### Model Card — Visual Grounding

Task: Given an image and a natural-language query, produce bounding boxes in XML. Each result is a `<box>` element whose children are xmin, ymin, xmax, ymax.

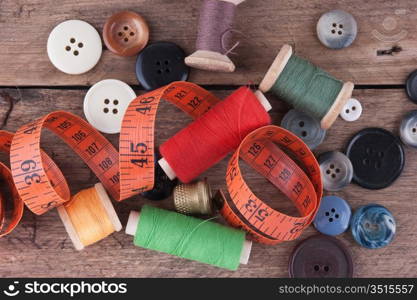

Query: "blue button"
<box><xmin>313</xmin><ymin>196</ymin><xmax>351</xmax><ymax>236</ymax></box>
<box><xmin>351</xmin><ymin>204</ymin><xmax>396</xmax><ymax>249</ymax></box>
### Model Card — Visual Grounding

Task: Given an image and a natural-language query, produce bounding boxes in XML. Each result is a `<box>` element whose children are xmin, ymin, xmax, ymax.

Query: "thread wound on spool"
<box><xmin>134</xmin><ymin>205</ymin><xmax>246</xmax><ymax>270</ymax></box>
<box><xmin>160</xmin><ymin>87</ymin><xmax>271</xmax><ymax>183</ymax></box>
<box><xmin>174</xmin><ymin>179</ymin><xmax>213</xmax><ymax>215</ymax></box>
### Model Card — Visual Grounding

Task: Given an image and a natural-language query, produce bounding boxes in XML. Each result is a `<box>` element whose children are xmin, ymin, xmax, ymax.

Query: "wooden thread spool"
<box><xmin>185</xmin><ymin>0</ymin><xmax>246</xmax><ymax>72</ymax></box>
<box><xmin>173</xmin><ymin>179</ymin><xmax>214</xmax><ymax>215</ymax></box>
<box><xmin>57</xmin><ymin>183</ymin><xmax>122</xmax><ymax>250</ymax></box>
<box><xmin>259</xmin><ymin>44</ymin><xmax>354</xmax><ymax>129</ymax></box>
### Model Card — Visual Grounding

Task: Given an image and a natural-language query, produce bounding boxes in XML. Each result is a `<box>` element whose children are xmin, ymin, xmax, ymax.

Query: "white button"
<box><xmin>340</xmin><ymin>98</ymin><xmax>362</xmax><ymax>122</ymax></box>
<box><xmin>84</xmin><ymin>79</ymin><xmax>136</xmax><ymax>134</ymax></box>
<box><xmin>47</xmin><ymin>20</ymin><xmax>102</xmax><ymax>75</ymax></box>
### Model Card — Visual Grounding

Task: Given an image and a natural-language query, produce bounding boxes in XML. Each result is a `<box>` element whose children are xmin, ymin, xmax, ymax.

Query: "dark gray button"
<box><xmin>400</xmin><ymin>110</ymin><xmax>417</xmax><ymax>148</ymax></box>
<box><xmin>281</xmin><ymin>109</ymin><xmax>326</xmax><ymax>150</ymax></box>
<box><xmin>318</xmin><ymin>151</ymin><xmax>353</xmax><ymax>191</ymax></box>
<box><xmin>317</xmin><ymin>10</ymin><xmax>357</xmax><ymax>49</ymax></box>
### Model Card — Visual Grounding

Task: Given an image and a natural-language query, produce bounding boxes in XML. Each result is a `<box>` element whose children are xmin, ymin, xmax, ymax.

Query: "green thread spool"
<box><xmin>125</xmin><ymin>205</ymin><xmax>252</xmax><ymax>270</ymax></box>
<box><xmin>259</xmin><ymin>44</ymin><xmax>354</xmax><ymax>129</ymax></box>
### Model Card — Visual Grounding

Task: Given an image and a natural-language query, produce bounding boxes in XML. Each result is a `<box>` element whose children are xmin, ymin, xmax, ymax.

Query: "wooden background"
<box><xmin>0</xmin><ymin>0</ymin><xmax>416</xmax><ymax>278</ymax></box>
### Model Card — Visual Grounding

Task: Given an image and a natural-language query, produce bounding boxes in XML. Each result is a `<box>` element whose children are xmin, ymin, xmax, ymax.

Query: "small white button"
<box><xmin>340</xmin><ymin>98</ymin><xmax>362</xmax><ymax>122</ymax></box>
<box><xmin>47</xmin><ymin>20</ymin><xmax>102</xmax><ymax>74</ymax></box>
<box><xmin>84</xmin><ymin>79</ymin><xmax>136</xmax><ymax>134</ymax></box>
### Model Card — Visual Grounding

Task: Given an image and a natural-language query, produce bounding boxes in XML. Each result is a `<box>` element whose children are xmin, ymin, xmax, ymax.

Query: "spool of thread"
<box><xmin>174</xmin><ymin>179</ymin><xmax>213</xmax><ymax>215</ymax></box>
<box><xmin>57</xmin><ymin>183</ymin><xmax>122</xmax><ymax>250</ymax></box>
<box><xmin>185</xmin><ymin>0</ymin><xmax>245</xmax><ymax>72</ymax></box>
<box><xmin>125</xmin><ymin>205</ymin><xmax>252</xmax><ymax>270</ymax></box>
<box><xmin>159</xmin><ymin>87</ymin><xmax>271</xmax><ymax>183</ymax></box>
<box><xmin>259</xmin><ymin>44</ymin><xmax>354</xmax><ymax>129</ymax></box>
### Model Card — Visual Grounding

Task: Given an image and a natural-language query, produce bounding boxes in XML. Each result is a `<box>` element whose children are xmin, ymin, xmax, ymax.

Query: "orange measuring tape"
<box><xmin>219</xmin><ymin>125</ymin><xmax>323</xmax><ymax>245</ymax></box>
<box><xmin>9</xmin><ymin>82</ymin><xmax>220</xmax><ymax>215</ymax></box>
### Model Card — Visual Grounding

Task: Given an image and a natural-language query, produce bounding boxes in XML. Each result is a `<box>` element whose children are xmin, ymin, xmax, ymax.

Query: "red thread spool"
<box><xmin>159</xmin><ymin>87</ymin><xmax>271</xmax><ymax>183</ymax></box>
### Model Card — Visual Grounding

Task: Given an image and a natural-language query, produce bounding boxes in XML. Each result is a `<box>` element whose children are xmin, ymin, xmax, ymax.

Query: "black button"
<box><xmin>141</xmin><ymin>150</ymin><xmax>178</xmax><ymax>200</ymax></box>
<box><xmin>345</xmin><ymin>128</ymin><xmax>405</xmax><ymax>190</ymax></box>
<box><xmin>289</xmin><ymin>235</ymin><xmax>353</xmax><ymax>278</ymax></box>
<box><xmin>135</xmin><ymin>42</ymin><xmax>189</xmax><ymax>90</ymax></box>
<box><xmin>406</xmin><ymin>70</ymin><xmax>417</xmax><ymax>104</ymax></box>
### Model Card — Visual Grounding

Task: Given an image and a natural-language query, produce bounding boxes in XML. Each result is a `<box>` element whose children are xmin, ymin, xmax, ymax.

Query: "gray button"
<box><xmin>318</xmin><ymin>151</ymin><xmax>353</xmax><ymax>191</ymax></box>
<box><xmin>281</xmin><ymin>109</ymin><xmax>326</xmax><ymax>150</ymax></box>
<box><xmin>400</xmin><ymin>110</ymin><xmax>417</xmax><ymax>148</ymax></box>
<box><xmin>317</xmin><ymin>10</ymin><xmax>357</xmax><ymax>49</ymax></box>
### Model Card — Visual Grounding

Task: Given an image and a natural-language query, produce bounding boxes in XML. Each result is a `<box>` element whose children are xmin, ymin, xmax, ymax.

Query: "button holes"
<box><xmin>345</xmin><ymin>109</ymin><xmax>350</xmax><ymax>114</ymax></box>
<box><xmin>338</xmin><ymin>31</ymin><xmax>343</xmax><ymax>35</ymax></box>
<box><xmin>113</xmin><ymin>108</ymin><xmax>118</xmax><ymax>114</ymax></box>
<box><xmin>375</xmin><ymin>161</ymin><xmax>382</xmax><ymax>169</ymax></box>
<box><xmin>378</xmin><ymin>152</ymin><xmax>384</xmax><ymax>158</ymax></box>
<box><xmin>78</xmin><ymin>42</ymin><xmax>83</xmax><ymax>48</ymax></box>
<box><xmin>157</xmin><ymin>69</ymin><xmax>162</xmax><ymax>74</ymax></box>
<box><xmin>298</xmin><ymin>121</ymin><xmax>305</xmax><ymax>127</ymax></box>
<box><xmin>331</xmin><ymin>208</ymin><xmax>335</xmax><ymax>213</ymax></box>
<box><xmin>73</xmin><ymin>50</ymin><xmax>79</xmax><ymax>56</ymax></box>
<box><xmin>113</xmin><ymin>99</ymin><xmax>119</xmax><ymax>105</ymax></box>
<box><xmin>124</xmin><ymin>38</ymin><xmax>129</xmax><ymax>42</ymax></box>
<box><xmin>314</xmin><ymin>265</ymin><xmax>320</xmax><ymax>272</ymax></box>
<box><xmin>70</xmin><ymin>38</ymin><xmax>76</xmax><ymax>43</ymax></box>
<box><xmin>103</xmin><ymin>108</ymin><xmax>109</xmax><ymax>113</ymax></box>
<box><xmin>389</xmin><ymin>219</ymin><xmax>394</xmax><ymax>224</ymax></box>
<box><xmin>165</xmin><ymin>68</ymin><xmax>171</xmax><ymax>73</ymax></box>
<box><xmin>118</xmin><ymin>32</ymin><xmax>123</xmax><ymax>37</ymax></box>
<box><xmin>156</xmin><ymin>61</ymin><xmax>161</xmax><ymax>66</ymax></box>
<box><xmin>301</xmin><ymin>131</ymin><xmax>307</xmax><ymax>137</ymax></box>
<box><xmin>352</xmin><ymin>106</ymin><xmax>356</xmax><ymax>111</ymax></box>
<box><xmin>326</xmin><ymin>169</ymin><xmax>331</xmax><ymax>174</ymax></box>
<box><xmin>335</xmin><ymin>214</ymin><xmax>339</xmax><ymax>219</ymax></box>
<box><xmin>363</xmin><ymin>158</ymin><xmax>370</xmax><ymax>165</ymax></box>
<box><xmin>331</xmin><ymin>174</ymin><xmax>336</xmax><ymax>179</ymax></box>
<box><xmin>104</xmin><ymin>99</ymin><xmax>110</xmax><ymax>104</ymax></box>
<box><xmin>413</xmin><ymin>128</ymin><xmax>417</xmax><ymax>134</ymax></box>
<box><xmin>124</xmin><ymin>26</ymin><xmax>129</xmax><ymax>31</ymax></box>
<box><xmin>325</xmin><ymin>212</ymin><xmax>330</xmax><ymax>216</ymax></box>
<box><xmin>331</xmin><ymin>29</ymin><xmax>336</xmax><ymax>34</ymax></box>
<box><xmin>324</xmin><ymin>266</ymin><xmax>329</xmax><ymax>272</ymax></box>
<box><xmin>339</xmin><ymin>24</ymin><xmax>343</xmax><ymax>29</ymax></box>
<box><xmin>335</xmin><ymin>168</ymin><xmax>340</xmax><ymax>173</ymax></box>
<box><xmin>65</xmin><ymin>46</ymin><xmax>71</xmax><ymax>51</ymax></box>
<box><xmin>330</xmin><ymin>164</ymin><xmax>335</xmax><ymax>169</ymax></box>
<box><xmin>332</xmin><ymin>23</ymin><xmax>337</xmax><ymax>27</ymax></box>
<box><xmin>329</xmin><ymin>218</ymin><xmax>333</xmax><ymax>222</ymax></box>
<box><xmin>130</xmin><ymin>31</ymin><xmax>135</xmax><ymax>36</ymax></box>
<box><xmin>164</xmin><ymin>60</ymin><xmax>169</xmax><ymax>65</ymax></box>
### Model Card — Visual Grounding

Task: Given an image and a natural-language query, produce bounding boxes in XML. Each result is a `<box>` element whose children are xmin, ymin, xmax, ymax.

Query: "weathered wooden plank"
<box><xmin>1</xmin><ymin>0</ymin><xmax>417</xmax><ymax>86</ymax></box>
<box><xmin>0</xmin><ymin>87</ymin><xmax>416</xmax><ymax>277</ymax></box>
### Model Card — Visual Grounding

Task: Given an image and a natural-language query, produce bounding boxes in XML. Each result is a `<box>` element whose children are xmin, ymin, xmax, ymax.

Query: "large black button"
<box><xmin>141</xmin><ymin>150</ymin><xmax>178</xmax><ymax>200</ymax></box>
<box><xmin>406</xmin><ymin>70</ymin><xmax>417</xmax><ymax>104</ymax></box>
<box><xmin>345</xmin><ymin>128</ymin><xmax>405</xmax><ymax>190</ymax></box>
<box><xmin>135</xmin><ymin>42</ymin><xmax>189</xmax><ymax>90</ymax></box>
<box><xmin>289</xmin><ymin>235</ymin><xmax>353</xmax><ymax>278</ymax></box>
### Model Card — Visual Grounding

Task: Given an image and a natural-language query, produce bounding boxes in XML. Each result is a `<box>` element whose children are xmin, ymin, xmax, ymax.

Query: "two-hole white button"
<box><xmin>340</xmin><ymin>98</ymin><xmax>362</xmax><ymax>122</ymax></box>
<box><xmin>84</xmin><ymin>79</ymin><xmax>136</xmax><ymax>134</ymax></box>
<box><xmin>47</xmin><ymin>20</ymin><xmax>102</xmax><ymax>75</ymax></box>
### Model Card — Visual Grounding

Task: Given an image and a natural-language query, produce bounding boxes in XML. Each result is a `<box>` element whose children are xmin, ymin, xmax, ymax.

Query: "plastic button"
<box><xmin>346</xmin><ymin>128</ymin><xmax>404</xmax><ymax>189</ymax></box>
<box><xmin>316</xmin><ymin>10</ymin><xmax>357</xmax><ymax>49</ymax></box>
<box><xmin>340</xmin><ymin>98</ymin><xmax>362</xmax><ymax>122</ymax></box>
<box><xmin>281</xmin><ymin>109</ymin><xmax>326</xmax><ymax>150</ymax></box>
<box><xmin>351</xmin><ymin>204</ymin><xmax>396</xmax><ymax>249</ymax></box>
<box><xmin>289</xmin><ymin>235</ymin><xmax>353</xmax><ymax>278</ymax></box>
<box><xmin>103</xmin><ymin>11</ymin><xmax>149</xmax><ymax>57</ymax></box>
<box><xmin>313</xmin><ymin>196</ymin><xmax>351</xmax><ymax>236</ymax></box>
<box><xmin>84</xmin><ymin>79</ymin><xmax>136</xmax><ymax>134</ymax></box>
<box><xmin>136</xmin><ymin>42</ymin><xmax>189</xmax><ymax>90</ymax></box>
<box><xmin>318</xmin><ymin>151</ymin><xmax>353</xmax><ymax>191</ymax></box>
<box><xmin>141</xmin><ymin>150</ymin><xmax>178</xmax><ymax>201</ymax></box>
<box><xmin>47</xmin><ymin>20</ymin><xmax>102</xmax><ymax>74</ymax></box>
<box><xmin>400</xmin><ymin>110</ymin><xmax>417</xmax><ymax>148</ymax></box>
<box><xmin>406</xmin><ymin>70</ymin><xmax>417</xmax><ymax>104</ymax></box>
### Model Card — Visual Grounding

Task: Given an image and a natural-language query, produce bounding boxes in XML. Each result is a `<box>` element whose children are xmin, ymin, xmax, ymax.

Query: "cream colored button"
<box><xmin>84</xmin><ymin>79</ymin><xmax>136</xmax><ymax>134</ymax></box>
<box><xmin>47</xmin><ymin>20</ymin><xmax>102</xmax><ymax>74</ymax></box>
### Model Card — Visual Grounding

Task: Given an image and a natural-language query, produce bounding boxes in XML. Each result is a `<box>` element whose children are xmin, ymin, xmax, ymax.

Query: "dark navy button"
<box><xmin>400</xmin><ymin>110</ymin><xmax>417</xmax><ymax>148</ymax></box>
<box><xmin>318</xmin><ymin>151</ymin><xmax>353</xmax><ymax>191</ymax></box>
<box><xmin>351</xmin><ymin>204</ymin><xmax>396</xmax><ymax>249</ymax></box>
<box><xmin>313</xmin><ymin>196</ymin><xmax>351</xmax><ymax>236</ymax></box>
<box><xmin>289</xmin><ymin>235</ymin><xmax>353</xmax><ymax>278</ymax></box>
<box><xmin>141</xmin><ymin>150</ymin><xmax>178</xmax><ymax>200</ymax></box>
<box><xmin>406</xmin><ymin>70</ymin><xmax>417</xmax><ymax>104</ymax></box>
<box><xmin>346</xmin><ymin>128</ymin><xmax>404</xmax><ymax>190</ymax></box>
<box><xmin>281</xmin><ymin>109</ymin><xmax>326</xmax><ymax>150</ymax></box>
<box><xmin>136</xmin><ymin>42</ymin><xmax>189</xmax><ymax>90</ymax></box>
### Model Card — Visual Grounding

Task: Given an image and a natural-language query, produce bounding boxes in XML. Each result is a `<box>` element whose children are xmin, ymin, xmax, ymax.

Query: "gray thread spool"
<box><xmin>185</xmin><ymin>0</ymin><xmax>245</xmax><ymax>72</ymax></box>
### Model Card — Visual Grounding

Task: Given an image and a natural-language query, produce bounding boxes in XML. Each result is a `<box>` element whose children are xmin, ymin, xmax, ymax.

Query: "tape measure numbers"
<box><xmin>219</xmin><ymin>125</ymin><xmax>323</xmax><ymax>245</ymax></box>
<box><xmin>9</xmin><ymin>82</ymin><xmax>220</xmax><ymax>215</ymax></box>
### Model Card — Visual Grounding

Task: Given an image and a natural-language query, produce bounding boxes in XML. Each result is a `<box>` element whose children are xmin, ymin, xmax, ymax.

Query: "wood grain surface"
<box><xmin>0</xmin><ymin>0</ymin><xmax>417</xmax><ymax>86</ymax></box>
<box><xmin>0</xmin><ymin>87</ymin><xmax>416</xmax><ymax>277</ymax></box>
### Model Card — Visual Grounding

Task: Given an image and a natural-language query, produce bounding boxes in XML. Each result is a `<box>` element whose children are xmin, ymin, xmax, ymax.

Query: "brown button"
<box><xmin>103</xmin><ymin>11</ymin><xmax>149</xmax><ymax>57</ymax></box>
<box><xmin>289</xmin><ymin>235</ymin><xmax>353</xmax><ymax>278</ymax></box>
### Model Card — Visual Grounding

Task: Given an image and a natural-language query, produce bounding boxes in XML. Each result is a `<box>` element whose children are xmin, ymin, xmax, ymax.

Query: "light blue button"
<box><xmin>313</xmin><ymin>196</ymin><xmax>351</xmax><ymax>236</ymax></box>
<box><xmin>351</xmin><ymin>204</ymin><xmax>396</xmax><ymax>249</ymax></box>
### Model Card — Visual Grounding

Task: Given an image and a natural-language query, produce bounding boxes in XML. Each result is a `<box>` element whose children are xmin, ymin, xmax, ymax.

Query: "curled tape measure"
<box><xmin>219</xmin><ymin>125</ymin><xmax>323</xmax><ymax>245</ymax></box>
<box><xmin>9</xmin><ymin>82</ymin><xmax>220</xmax><ymax>215</ymax></box>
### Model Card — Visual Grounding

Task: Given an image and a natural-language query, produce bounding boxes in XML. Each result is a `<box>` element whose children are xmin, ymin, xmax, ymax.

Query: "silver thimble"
<box><xmin>173</xmin><ymin>179</ymin><xmax>213</xmax><ymax>215</ymax></box>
